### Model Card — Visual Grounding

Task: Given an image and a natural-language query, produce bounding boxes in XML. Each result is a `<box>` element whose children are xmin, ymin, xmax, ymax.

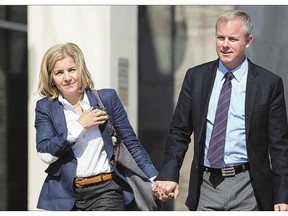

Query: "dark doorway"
<box><xmin>0</xmin><ymin>5</ymin><xmax>27</xmax><ymax>210</ymax></box>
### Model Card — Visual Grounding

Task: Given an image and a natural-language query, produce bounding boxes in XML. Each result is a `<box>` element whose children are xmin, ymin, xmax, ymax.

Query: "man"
<box><xmin>152</xmin><ymin>9</ymin><xmax>288</xmax><ymax>211</ymax></box>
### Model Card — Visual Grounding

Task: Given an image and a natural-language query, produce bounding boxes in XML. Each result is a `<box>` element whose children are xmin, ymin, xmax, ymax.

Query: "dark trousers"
<box><xmin>72</xmin><ymin>176</ymin><xmax>126</xmax><ymax>211</ymax></box>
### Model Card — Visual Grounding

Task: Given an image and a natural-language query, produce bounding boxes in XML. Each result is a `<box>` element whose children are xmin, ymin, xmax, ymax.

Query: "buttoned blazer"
<box><xmin>156</xmin><ymin>58</ymin><xmax>288</xmax><ymax>210</ymax></box>
<box><xmin>35</xmin><ymin>88</ymin><xmax>158</xmax><ymax>210</ymax></box>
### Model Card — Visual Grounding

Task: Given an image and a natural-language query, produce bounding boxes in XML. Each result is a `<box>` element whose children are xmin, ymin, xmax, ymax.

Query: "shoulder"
<box><xmin>89</xmin><ymin>88</ymin><xmax>119</xmax><ymax>105</ymax></box>
<box><xmin>182</xmin><ymin>59</ymin><xmax>218</xmax><ymax>83</ymax></box>
<box><xmin>36</xmin><ymin>97</ymin><xmax>53</xmax><ymax>107</ymax></box>
<box><xmin>248</xmin><ymin>59</ymin><xmax>281</xmax><ymax>81</ymax></box>
<box><xmin>186</xmin><ymin>59</ymin><xmax>218</xmax><ymax>75</ymax></box>
<box><xmin>97</xmin><ymin>88</ymin><xmax>118</xmax><ymax>98</ymax></box>
<box><xmin>35</xmin><ymin>97</ymin><xmax>60</xmax><ymax>111</ymax></box>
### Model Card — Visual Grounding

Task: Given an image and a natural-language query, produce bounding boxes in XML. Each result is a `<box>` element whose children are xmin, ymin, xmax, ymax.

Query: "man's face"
<box><xmin>216</xmin><ymin>18</ymin><xmax>253</xmax><ymax>70</ymax></box>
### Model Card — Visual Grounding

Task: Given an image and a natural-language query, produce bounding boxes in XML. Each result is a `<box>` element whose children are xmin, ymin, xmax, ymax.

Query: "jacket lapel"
<box><xmin>201</xmin><ymin>61</ymin><xmax>218</xmax><ymax>114</ymax></box>
<box><xmin>245</xmin><ymin>60</ymin><xmax>259</xmax><ymax>140</ymax></box>
<box><xmin>198</xmin><ymin>61</ymin><xmax>218</xmax><ymax>140</ymax></box>
<box><xmin>86</xmin><ymin>89</ymin><xmax>115</xmax><ymax>160</ymax></box>
<box><xmin>50</xmin><ymin>100</ymin><xmax>67</xmax><ymax>136</ymax></box>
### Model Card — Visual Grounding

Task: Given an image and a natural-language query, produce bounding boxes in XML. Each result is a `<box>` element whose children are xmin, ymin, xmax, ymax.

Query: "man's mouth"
<box><xmin>221</xmin><ymin>50</ymin><xmax>232</xmax><ymax>55</ymax></box>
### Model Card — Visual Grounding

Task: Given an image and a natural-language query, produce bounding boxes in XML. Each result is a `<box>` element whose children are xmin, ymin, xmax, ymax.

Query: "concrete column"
<box><xmin>27</xmin><ymin>6</ymin><xmax>137</xmax><ymax>210</ymax></box>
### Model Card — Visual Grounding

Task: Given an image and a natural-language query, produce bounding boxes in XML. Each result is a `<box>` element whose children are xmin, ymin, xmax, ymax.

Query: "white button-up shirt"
<box><xmin>205</xmin><ymin>58</ymin><xmax>249</xmax><ymax>167</ymax></box>
<box><xmin>59</xmin><ymin>92</ymin><xmax>113</xmax><ymax>177</ymax></box>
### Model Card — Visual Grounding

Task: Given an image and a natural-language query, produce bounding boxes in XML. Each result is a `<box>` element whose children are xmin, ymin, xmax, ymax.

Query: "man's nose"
<box><xmin>223</xmin><ymin>38</ymin><xmax>230</xmax><ymax>46</ymax></box>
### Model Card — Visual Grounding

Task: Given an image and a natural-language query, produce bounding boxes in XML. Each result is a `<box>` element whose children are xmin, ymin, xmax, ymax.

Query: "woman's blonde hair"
<box><xmin>37</xmin><ymin>42</ymin><xmax>94</xmax><ymax>99</ymax></box>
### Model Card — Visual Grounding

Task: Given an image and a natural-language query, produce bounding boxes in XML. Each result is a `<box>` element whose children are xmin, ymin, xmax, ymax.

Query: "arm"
<box><xmin>152</xmin><ymin>71</ymin><xmax>195</xmax><ymax>200</ymax></box>
<box><xmin>106</xmin><ymin>89</ymin><xmax>158</xmax><ymax>178</ymax></box>
<box><xmin>156</xmin><ymin>70</ymin><xmax>194</xmax><ymax>182</ymax></box>
<box><xmin>35</xmin><ymin>100</ymin><xmax>74</xmax><ymax>164</ymax></box>
<box><xmin>268</xmin><ymin>77</ymin><xmax>288</xmax><ymax>209</ymax></box>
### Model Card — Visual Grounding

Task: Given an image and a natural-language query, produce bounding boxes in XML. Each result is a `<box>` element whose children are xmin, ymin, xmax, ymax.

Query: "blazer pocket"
<box><xmin>253</xmin><ymin>104</ymin><xmax>269</xmax><ymax>112</ymax></box>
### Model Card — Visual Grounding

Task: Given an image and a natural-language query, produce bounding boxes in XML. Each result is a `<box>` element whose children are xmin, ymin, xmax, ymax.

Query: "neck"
<box><xmin>63</xmin><ymin>93</ymin><xmax>83</xmax><ymax>107</ymax></box>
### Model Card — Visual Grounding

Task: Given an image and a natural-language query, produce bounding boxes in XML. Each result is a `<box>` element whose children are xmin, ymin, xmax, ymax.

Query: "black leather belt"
<box><xmin>202</xmin><ymin>163</ymin><xmax>250</xmax><ymax>177</ymax></box>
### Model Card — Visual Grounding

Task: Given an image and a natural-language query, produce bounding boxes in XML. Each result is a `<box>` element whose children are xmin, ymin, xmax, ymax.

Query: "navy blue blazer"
<box><xmin>156</xmin><ymin>59</ymin><xmax>288</xmax><ymax>210</ymax></box>
<box><xmin>35</xmin><ymin>88</ymin><xmax>158</xmax><ymax>210</ymax></box>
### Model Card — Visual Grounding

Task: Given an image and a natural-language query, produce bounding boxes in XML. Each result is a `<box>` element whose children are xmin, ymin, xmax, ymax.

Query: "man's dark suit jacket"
<box><xmin>156</xmin><ymin>58</ymin><xmax>288</xmax><ymax>210</ymax></box>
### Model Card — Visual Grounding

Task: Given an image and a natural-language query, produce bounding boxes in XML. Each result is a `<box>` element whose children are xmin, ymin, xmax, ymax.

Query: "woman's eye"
<box><xmin>54</xmin><ymin>71</ymin><xmax>62</xmax><ymax>76</ymax></box>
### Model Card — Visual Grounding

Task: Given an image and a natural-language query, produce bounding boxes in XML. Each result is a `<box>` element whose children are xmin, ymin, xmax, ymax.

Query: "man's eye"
<box><xmin>230</xmin><ymin>38</ymin><xmax>237</xmax><ymax>42</ymax></box>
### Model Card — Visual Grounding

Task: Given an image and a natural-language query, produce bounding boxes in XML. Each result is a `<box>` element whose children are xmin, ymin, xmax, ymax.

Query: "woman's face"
<box><xmin>52</xmin><ymin>56</ymin><xmax>80</xmax><ymax>98</ymax></box>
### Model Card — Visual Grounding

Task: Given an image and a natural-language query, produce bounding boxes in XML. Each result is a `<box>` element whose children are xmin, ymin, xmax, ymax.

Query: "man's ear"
<box><xmin>245</xmin><ymin>35</ymin><xmax>253</xmax><ymax>48</ymax></box>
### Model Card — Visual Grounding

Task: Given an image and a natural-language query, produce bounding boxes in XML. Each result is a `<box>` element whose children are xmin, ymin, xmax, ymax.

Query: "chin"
<box><xmin>220</xmin><ymin>60</ymin><xmax>234</xmax><ymax>69</ymax></box>
<box><xmin>62</xmin><ymin>88</ymin><xmax>78</xmax><ymax>94</ymax></box>
<box><xmin>220</xmin><ymin>56</ymin><xmax>232</xmax><ymax>63</ymax></box>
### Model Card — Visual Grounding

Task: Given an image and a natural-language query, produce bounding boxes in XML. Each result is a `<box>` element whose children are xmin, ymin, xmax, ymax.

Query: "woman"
<box><xmin>35</xmin><ymin>42</ymin><xmax>158</xmax><ymax>211</ymax></box>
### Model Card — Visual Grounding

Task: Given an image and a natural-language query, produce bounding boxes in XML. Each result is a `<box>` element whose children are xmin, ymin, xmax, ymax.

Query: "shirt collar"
<box><xmin>218</xmin><ymin>57</ymin><xmax>248</xmax><ymax>82</ymax></box>
<box><xmin>58</xmin><ymin>91</ymin><xmax>89</xmax><ymax>107</ymax></box>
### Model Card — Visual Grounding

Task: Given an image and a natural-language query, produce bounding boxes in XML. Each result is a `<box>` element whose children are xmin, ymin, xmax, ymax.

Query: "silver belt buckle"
<box><xmin>221</xmin><ymin>167</ymin><xmax>235</xmax><ymax>177</ymax></box>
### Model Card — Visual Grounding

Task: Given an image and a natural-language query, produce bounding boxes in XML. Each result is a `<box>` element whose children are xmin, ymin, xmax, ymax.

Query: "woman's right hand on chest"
<box><xmin>77</xmin><ymin>107</ymin><xmax>109</xmax><ymax>129</ymax></box>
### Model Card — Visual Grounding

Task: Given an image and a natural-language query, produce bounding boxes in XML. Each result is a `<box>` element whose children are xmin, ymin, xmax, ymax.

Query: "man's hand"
<box><xmin>274</xmin><ymin>203</ymin><xmax>288</xmax><ymax>211</ymax></box>
<box><xmin>152</xmin><ymin>180</ymin><xmax>179</xmax><ymax>202</ymax></box>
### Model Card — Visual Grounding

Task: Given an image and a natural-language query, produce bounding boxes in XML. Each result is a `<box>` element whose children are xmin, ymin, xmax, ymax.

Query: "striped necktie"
<box><xmin>207</xmin><ymin>71</ymin><xmax>234</xmax><ymax>168</ymax></box>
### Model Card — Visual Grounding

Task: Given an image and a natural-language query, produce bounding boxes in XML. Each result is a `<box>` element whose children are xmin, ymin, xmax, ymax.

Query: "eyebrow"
<box><xmin>53</xmin><ymin>66</ymin><xmax>76</xmax><ymax>73</ymax></box>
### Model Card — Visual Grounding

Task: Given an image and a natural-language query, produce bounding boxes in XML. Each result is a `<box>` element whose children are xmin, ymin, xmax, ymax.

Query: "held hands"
<box><xmin>152</xmin><ymin>180</ymin><xmax>179</xmax><ymax>202</ymax></box>
<box><xmin>274</xmin><ymin>203</ymin><xmax>288</xmax><ymax>211</ymax></box>
<box><xmin>77</xmin><ymin>108</ymin><xmax>109</xmax><ymax>129</ymax></box>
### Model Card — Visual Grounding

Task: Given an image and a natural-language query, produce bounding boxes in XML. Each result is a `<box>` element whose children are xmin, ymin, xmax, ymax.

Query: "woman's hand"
<box><xmin>77</xmin><ymin>108</ymin><xmax>109</xmax><ymax>129</ymax></box>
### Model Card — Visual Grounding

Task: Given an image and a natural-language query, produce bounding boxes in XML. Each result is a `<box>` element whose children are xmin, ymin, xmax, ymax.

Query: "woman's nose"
<box><xmin>63</xmin><ymin>72</ymin><xmax>72</xmax><ymax>80</ymax></box>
